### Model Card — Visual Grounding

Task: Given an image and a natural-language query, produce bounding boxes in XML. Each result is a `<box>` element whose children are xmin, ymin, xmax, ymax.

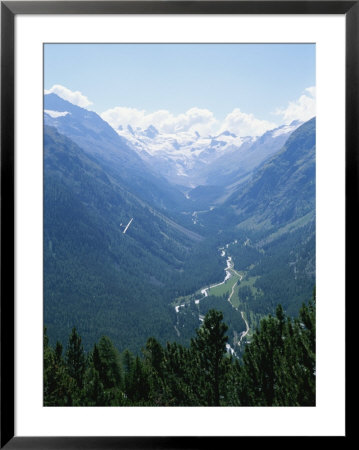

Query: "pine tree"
<box><xmin>126</xmin><ymin>356</ymin><xmax>151</xmax><ymax>404</ymax></box>
<box><xmin>240</xmin><ymin>309</ymin><xmax>285</xmax><ymax>405</ymax></box>
<box><xmin>122</xmin><ymin>349</ymin><xmax>134</xmax><ymax>375</ymax></box>
<box><xmin>44</xmin><ymin>327</ymin><xmax>56</xmax><ymax>404</ymax></box>
<box><xmin>225</xmin><ymin>357</ymin><xmax>242</xmax><ymax>406</ymax></box>
<box><xmin>82</xmin><ymin>367</ymin><xmax>107</xmax><ymax>406</ymax></box>
<box><xmin>190</xmin><ymin>310</ymin><xmax>229</xmax><ymax>406</ymax></box>
<box><xmin>293</xmin><ymin>294</ymin><xmax>316</xmax><ymax>405</ymax></box>
<box><xmin>54</xmin><ymin>341</ymin><xmax>63</xmax><ymax>364</ymax></box>
<box><xmin>96</xmin><ymin>336</ymin><xmax>123</xmax><ymax>390</ymax></box>
<box><xmin>44</xmin><ymin>328</ymin><xmax>75</xmax><ymax>406</ymax></box>
<box><xmin>65</xmin><ymin>327</ymin><xmax>86</xmax><ymax>390</ymax></box>
<box><xmin>143</xmin><ymin>337</ymin><xmax>166</xmax><ymax>405</ymax></box>
<box><xmin>240</xmin><ymin>297</ymin><xmax>316</xmax><ymax>406</ymax></box>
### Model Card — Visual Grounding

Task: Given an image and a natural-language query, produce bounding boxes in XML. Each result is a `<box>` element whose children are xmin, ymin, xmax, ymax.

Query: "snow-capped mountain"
<box><xmin>114</xmin><ymin>124</ymin><xmax>256</xmax><ymax>186</ymax></box>
<box><xmin>43</xmin><ymin>93</ymin><xmax>188</xmax><ymax>210</ymax></box>
<box><xmin>112</xmin><ymin>120</ymin><xmax>302</xmax><ymax>187</ymax></box>
<box><xmin>201</xmin><ymin>120</ymin><xmax>303</xmax><ymax>187</ymax></box>
<box><xmin>44</xmin><ymin>92</ymin><xmax>303</xmax><ymax>190</ymax></box>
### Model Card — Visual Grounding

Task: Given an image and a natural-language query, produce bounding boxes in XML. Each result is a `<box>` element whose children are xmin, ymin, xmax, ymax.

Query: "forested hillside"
<box><xmin>44</xmin><ymin>294</ymin><xmax>315</xmax><ymax>406</ymax></box>
<box><xmin>45</xmin><ymin>93</ymin><xmax>187</xmax><ymax>211</ymax></box>
<box><xmin>173</xmin><ymin>119</ymin><xmax>316</xmax><ymax>344</ymax></box>
<box><xmin>44</xmin><ymin>125</ymin><xmax>212</xmax><ymax>352</ymax></box>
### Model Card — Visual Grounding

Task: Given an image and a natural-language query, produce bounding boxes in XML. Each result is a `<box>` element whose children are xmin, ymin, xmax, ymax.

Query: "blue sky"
<box><xmin>44</xmin><ymin>43</ymin><xmax>315</xmax><ymax>136</ymax></box>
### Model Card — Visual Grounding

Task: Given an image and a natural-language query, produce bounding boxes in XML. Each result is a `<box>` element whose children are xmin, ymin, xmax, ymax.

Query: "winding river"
<box><xmin>174</xmin><ymin>244</ymin><xmax>250</xmax><ymax>354</ymax></box>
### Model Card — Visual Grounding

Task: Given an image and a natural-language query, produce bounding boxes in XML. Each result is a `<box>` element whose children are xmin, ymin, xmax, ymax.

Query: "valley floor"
<box><xmin>174</xmin><ymin>240</ymin><xmax>253</xmax><ymax>354</ymax></box>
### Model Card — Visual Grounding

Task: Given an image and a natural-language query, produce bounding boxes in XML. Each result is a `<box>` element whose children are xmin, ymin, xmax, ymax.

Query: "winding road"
<box><xmin>239</xmin><ymin>312</ymin><xmax>250</xmax><ymax>344</ymax></box>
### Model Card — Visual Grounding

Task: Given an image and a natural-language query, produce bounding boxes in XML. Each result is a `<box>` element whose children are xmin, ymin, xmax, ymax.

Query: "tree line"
<box><xmin>44</xmin><ymin>292</ymin><xmax>315</xmax><ymax>407</ymax></box>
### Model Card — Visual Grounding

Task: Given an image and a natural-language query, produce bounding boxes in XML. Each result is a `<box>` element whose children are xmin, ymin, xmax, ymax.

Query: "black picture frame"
<box><xmin>1</xmin><ymin>1</ymin><xmax>353</xmax><ymax>447</ymax></box>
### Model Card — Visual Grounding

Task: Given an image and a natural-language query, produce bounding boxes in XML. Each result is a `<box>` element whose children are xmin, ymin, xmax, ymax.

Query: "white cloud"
<box><xmin>45</xmin><ymin>84</ymin><xmax>93</xmax><ymax>108</ymax></box>
<box><xmin>274</xmin><ymin>87</ymin><xmax>316</xmax><ymax>124</ymax></box>
<box><xmin>101</xmin><ymin>105</ymin><xmax>278</xmax><ymax>138</ymax></box>
<box><xmin>101</xmin><ymin>106</ymin><xmax>219</xmax><ymax>136</ymax></box>
<box><xmin>220</xmin><ymin>109</ymin><xmax>277</xmax><ymax>137</ymax></box>
<box><xmin>44</xmin><ymin>84</ymin><xmax>315</xmax><ymax>137</ymax></box>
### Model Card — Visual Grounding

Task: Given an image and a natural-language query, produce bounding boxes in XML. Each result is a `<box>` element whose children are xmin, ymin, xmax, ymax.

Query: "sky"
<box><xmin>44</xmin><ymin>43</ymin><xmax>315</xmax><ymax>137</ymax></box>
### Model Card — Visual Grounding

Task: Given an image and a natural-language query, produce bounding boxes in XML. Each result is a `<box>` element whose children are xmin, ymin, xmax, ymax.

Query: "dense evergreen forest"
<box><xmin>44</xmin><ymin>292</ymin><xmax>315</xmax><ymax>407</ymax></box>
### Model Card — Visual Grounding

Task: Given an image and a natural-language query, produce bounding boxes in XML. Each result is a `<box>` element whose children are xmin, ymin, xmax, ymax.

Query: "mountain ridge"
<box><xmin>44</xmin><ymin>124</ymin><xmax>209</xmax><ymax>352</ymax></box>
<box><xmin>44</xmin><ymin>93</ymin><xmax>188</xmax><ymax>212</ymax></box>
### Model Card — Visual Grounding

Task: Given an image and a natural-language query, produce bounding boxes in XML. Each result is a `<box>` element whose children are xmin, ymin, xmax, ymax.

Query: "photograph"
<box><xmin>43</xmin><ymin>43</ymin><xmax>316</xmax><ymax>407</ymax></box>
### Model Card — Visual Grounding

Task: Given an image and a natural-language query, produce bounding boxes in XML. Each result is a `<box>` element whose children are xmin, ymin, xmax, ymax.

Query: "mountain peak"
<box><xmin>218</xmin><ymin>130</ymin><xmax>237</xmax><ymax>138</ymax></box>
<box><xmin>143</xmin><ymin>125</ymin><xmax>159</xmax><ymax>138</ymax></box>
<box><xmin>44</xmin><ymin>92</ymin><xmax>87</xmax><ymax>115</ymax></box>
<box><xmin>289</xmin><ymin>119</ymin><xmax>302</xmax><ymax>126</ymax></box>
